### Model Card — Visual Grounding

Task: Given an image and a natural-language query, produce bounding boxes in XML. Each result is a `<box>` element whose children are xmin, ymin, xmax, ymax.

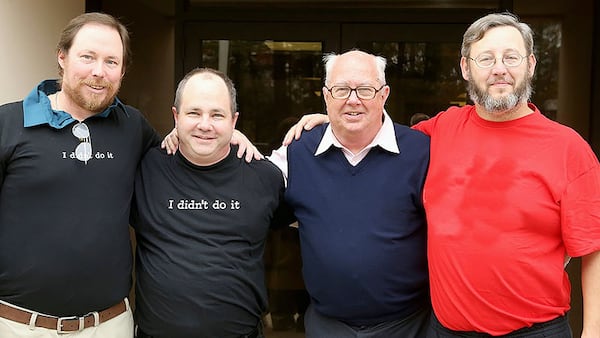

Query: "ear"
<box><xmin>380</xmin><ymin>85</ymin><xmax>391</xmax><ymax>103</ymax></box>
<box><xmin>528</xmin><ymin>54</ymin><xmax>537</xmax><ymax>78</ymax></box>
<box><xmin>172</xmin><ymin>107</ymin><xmax>178</xmax><ymax>127</ymax></box>
<box><xmin>322</xmin><ymin>86</ymin><xmax>333</xmax><ymax>106</ymax></box>
<box><xmin>322</xmin><ymin>86</ymin><xmax>329</xmax><ymax>99</ymax></box>
<box><xmin>460</xmin><ymin>56</ymin><xmax>470</xmax><ymax>81</ymax></box>
<box><xmin>57</xmin><ymin>50</ymin><xmax>66</xmax><ymax>70</ymax></box>
<box><xmin>232</xmin><ymin>112</ymin><xmax>239</xmax><ymax>129</ymax></box>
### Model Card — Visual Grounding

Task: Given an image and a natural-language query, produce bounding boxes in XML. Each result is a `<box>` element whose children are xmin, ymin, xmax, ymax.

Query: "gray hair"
<box><xmin>173</xmin><ymin>68</ymin><xmax>238</xmax><ymax>113</ymax></box>
<box><xmin>461</xmin><ymin>12</ymin><xmax>535</xmax><ymax>58</ymax></box>
<box><xmin>323</xmin><ymin>50</ymin><xmax>387</xmax><ymax>86</ymax></box>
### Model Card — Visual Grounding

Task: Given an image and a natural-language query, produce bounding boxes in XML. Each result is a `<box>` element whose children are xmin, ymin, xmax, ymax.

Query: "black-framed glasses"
<box><xmin>72</xmin><ymin>122</ymin><xmax>92</xmax><ymax>164</ymax></box>
<box><xmin>325</xmin><ymin>85</ymin><xmax>386</xmax><ymax>100</ymax></box>
<box><xmin>468</xmin><ymin>52</ymin><xmax>528</xmax><ymax>69</ymax></box>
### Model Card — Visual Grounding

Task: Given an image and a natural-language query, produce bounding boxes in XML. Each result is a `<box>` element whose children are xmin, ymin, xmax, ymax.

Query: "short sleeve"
<box><xmin>562</xmin><ymin>157</ymin><xmax>600</xmax><ymax>257</ymax></box>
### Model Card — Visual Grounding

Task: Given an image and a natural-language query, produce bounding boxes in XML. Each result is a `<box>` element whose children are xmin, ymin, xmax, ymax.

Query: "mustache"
<box><xmin>487</xmin><ymin>77</ymin><xmax>514</xmax><ymax>85</ymax></box>
<box><xmin>81</xmin><ymin>79</ymin><xmax>114</xmax><ymax>89</ymax></box>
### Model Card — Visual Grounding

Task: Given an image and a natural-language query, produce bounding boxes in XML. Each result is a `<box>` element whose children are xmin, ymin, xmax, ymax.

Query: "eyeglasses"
<box><xmin>468</xmin><ymin>52</ymin><xmax>528</xmax><ymax>68</ymax></box>
<box><xmin>325</xmin><ymin>85</ymin><xmax>386</xmax><ymax>100</ymax></box>
<box><xmin>72</xmin><ymin>122</ymin><xmax>92</xmax><ymax>164</ymax></box>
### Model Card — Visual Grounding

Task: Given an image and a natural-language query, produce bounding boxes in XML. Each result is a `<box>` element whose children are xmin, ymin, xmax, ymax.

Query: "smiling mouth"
<box><xmin>488</xmin><ymin>77</ymin><xmax>513</xmax><ymax>86</ymax></box>
<box><xmin>84</xmin><ymin>81</ymin><xmax>110</xmax><ymax>91</ymax></box>
<box><xmin>194</xmin><ymin>135</ymin><xmax>215</xmax><ymax>140</ymax></box>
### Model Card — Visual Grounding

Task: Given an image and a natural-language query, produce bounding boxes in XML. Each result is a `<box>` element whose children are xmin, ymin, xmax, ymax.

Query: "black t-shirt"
<box><xmin>0</xmin><ymin>100</ymin><xmax>160</xmax><ymax>315</ymax></box>
<box><xmin>131</xmin><ymin>146</ymin><xmax>292</xmax><ymax>338</ymax></box>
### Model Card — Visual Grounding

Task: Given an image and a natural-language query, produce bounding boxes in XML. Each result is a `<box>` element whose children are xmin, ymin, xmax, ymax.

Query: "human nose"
<box><xmin>346</xmin><ymin>89</ymin><xmax>361</xmax><ymax>103</ymax></box>
<box><xmin>196</xmin><ymin>116</ymin><xmax>212</xmax><ymax>130</ymax></box>
<box><xmin>91</xmin><ymin>61</ymin><xmax>106</xmax><ymax>77</ymax></box>
<box><xmin>490</xmin><ymin>57</ymin><xmax>509</xmax><ymax>73</ymax></box>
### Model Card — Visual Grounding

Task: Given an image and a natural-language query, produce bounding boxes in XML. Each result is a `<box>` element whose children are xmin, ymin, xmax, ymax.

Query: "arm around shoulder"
<box><xmin>581</xmin><ymin>250</ymin><xmax>600</xmax><ymax>338</ymax></box>
<box><xmin>282</xmin><ymin>113</ymin><xmax>329</xmax><ymax>146</ymax></box>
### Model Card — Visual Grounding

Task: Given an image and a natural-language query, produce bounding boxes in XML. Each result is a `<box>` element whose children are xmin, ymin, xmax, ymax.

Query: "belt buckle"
<box><xmin>56</xmin><ymin>315</ymin><xmax>84</xmax><ymax>334</ymax></box>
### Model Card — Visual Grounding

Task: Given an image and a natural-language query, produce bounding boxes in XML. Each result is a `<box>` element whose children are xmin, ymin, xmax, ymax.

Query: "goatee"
<box><xmin>63</xmin><ymin>80</ymin><xmax>119</xmax><ymax>113</ymax></box>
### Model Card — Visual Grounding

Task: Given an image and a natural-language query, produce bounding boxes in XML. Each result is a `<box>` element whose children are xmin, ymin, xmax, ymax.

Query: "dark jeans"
<box><xmin>426</xmin><ymin>312</ymin><xmax>572</xmax><ymax>338</ymax></box>
<box><xmin>304</xmin><ymin>302</ymin><xmax>431</xmax><ymax>338</ymax></box>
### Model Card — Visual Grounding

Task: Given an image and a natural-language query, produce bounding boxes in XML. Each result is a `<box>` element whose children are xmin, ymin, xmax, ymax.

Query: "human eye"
<box><xmin>105</xmin><ymin>59</ymin><xmax>119</xmax><ymax>67</ymax></box>
<box><xmin>476</xmin><ymin>54</ymin><xmax>494</xmax><ymax>66</ymax></box>
<box><xmin>503</xmin><ymin>53</ymin><xmax>522</xmax><ymax>65</ymax></box>
<box><xmin>356</xmin><ymin>87</ymin><xmax>376</xmax><ymax>97</ymax></box>
<box><xmin>332</xmin><ymin>86</ymin><xmax>350</xmax><ymax>98</ymax></box>
<box><xmin>80</xmin><ymin>54</ymin><xmax>94</xmax><ymax>62</ymax></box>
<box><xmin>212</xmin><ymin>112</ymin><xmax>226</xmax><ymax>119</ymax></box>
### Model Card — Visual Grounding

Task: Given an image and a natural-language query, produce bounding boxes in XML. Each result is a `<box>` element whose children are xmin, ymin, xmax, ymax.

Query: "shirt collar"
<box><xmin>315</xmin><ymin>110</ymin><xmax>400</xmax><ymax>156</ymax></box>
<box><xmin>23</xmin><ymin>79</ymin><xmax>126</xmax><ymax>129</ymax></box>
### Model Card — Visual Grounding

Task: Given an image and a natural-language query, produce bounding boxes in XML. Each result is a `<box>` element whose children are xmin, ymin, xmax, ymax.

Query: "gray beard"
<box><xmin>467</xmin><ymin>74</ymin><xmax>533</xmax><ymax>112</ymax></box>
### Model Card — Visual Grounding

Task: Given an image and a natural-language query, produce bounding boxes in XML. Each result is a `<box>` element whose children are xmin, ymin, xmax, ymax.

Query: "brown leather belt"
<box><xmin>0</xmin><ymin>299</ymin><xmax>127</xmax><ymax>333</ymax></box>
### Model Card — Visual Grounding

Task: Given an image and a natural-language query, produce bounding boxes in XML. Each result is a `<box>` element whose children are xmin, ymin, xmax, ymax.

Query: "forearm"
<box><xmin>581</xmin><ymin>250</ymin><xmax>600</xmax><ymax>338</ymax></box>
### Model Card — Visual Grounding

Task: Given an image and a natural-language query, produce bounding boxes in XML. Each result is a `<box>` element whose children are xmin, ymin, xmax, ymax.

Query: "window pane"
<box><xmin>201</xmin><ymin>40</ymin><xmax>324</xmax><ymax>152</ymax></box>
<box><xmin>527</xmin><ymin>19</ymin><xmax>561</xmax><ymax>120</ymax></box>
<box><xmin>360</xmin><ymin>41</ymin><xmax>464</xmax><ymax>125</ymax></box>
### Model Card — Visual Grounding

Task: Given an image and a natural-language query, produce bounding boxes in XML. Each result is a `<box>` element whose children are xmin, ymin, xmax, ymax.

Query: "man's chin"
<box><xmin>86</xmin><ymin>96</ymin><xmax>117</xmax><ymax>113</ymax></box>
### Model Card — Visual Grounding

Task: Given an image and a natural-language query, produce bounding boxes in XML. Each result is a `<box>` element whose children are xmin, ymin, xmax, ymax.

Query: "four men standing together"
<box><xmin>0</xmin><ymin>8</ymin><xmax>598</xmax><ymax>338</ymax></box>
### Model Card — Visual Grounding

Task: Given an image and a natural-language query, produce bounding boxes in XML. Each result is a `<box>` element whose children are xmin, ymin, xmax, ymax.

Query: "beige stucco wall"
<box><xmin>0</xmin><ymin>0</ymin><xmax>84</xmax><ymax>104</ymax></box>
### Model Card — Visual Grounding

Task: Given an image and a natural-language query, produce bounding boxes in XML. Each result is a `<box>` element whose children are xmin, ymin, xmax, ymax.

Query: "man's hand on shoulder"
<box><xmin>161</xmin><ymin>127</ymin><xmax>179</xmax><ymax>154</ymax></box>
<box><xmin>282</xmin><ymin>113</ymin><xmax>329</xmax><ymax>146</ymax></box>
<box><xmin>231</xmin><ymin>129</ymin><xmax>263</xmax><ymax>162</ymax></box>
<box><xmin>161</xmin><ymin>128</ymin><xmax>262</xmax><ymax>163</ymax></box>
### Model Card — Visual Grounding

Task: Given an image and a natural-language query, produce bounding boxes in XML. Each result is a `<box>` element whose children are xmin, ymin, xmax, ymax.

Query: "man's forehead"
<box><xmin>181</xmin><ymin>76</ymin><xmax>231</xmax><ymax>110</ymax></box>
<box><xmin>472</xmin><ymin>26</ymin><xmax>526</xmax><ymax>52</ymax></box>
<box><xmin>70</xmin><ymin>24</ymin><xmax>123</xmax><ymax>52</ymax></box>
<box><xmin>74</xmin><ymin>23</ymin><xmax>118</xmax><ymax>38</ymax></box>
<box><xmin>329</xmin><ymin>69</ymin><xmax>378</xmax><ymax>86</ymax></box>
<box><xmin>186</xmin><ymin>73</ymin><xmax>227</xmax><ymax>90</ymax></box>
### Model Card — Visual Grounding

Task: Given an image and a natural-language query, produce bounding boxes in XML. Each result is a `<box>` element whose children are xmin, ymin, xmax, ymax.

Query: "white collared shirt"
<box><xmin>269</xmin><ymin>112</ymin><xmax>399</xmax><ymax>182</ymax></box>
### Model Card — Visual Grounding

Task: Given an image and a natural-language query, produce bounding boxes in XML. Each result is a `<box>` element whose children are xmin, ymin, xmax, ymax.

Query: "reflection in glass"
<box><xmin>527</xmin><ymin>19</ymin><xmax>561</xmax><ymax>120</ymax></box>
<box><xmin>362</xmin><ymin>41</ymin><xmax>465</xmax><ymax>125</ymax></box>
<box><xmin>201</xmin><ymin>40</ymin><xmax>324</xmax><ymax>153</ymax></box>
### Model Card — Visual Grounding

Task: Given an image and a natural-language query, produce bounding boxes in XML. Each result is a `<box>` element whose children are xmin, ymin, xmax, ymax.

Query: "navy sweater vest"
<box><xmin>286</xmin><ymin>123</ymin><xmax>430</xmax><ymax>325</ymax></box>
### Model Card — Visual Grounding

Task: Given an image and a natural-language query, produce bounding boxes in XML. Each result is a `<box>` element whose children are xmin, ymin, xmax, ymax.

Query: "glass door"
<box><xmin>183</xmin><ymin>22</ymin><xmax>338</xmax><ymax>153</ymax></box>
<box><xmin>182</xmin><ymin>21</ymin><xmax>471</xmax><ymax>338</ymax></box>
<box><xmin>183</xmin><ymin>21</ymin><xmax>469</xmax><ymax>150</ymax></box>
<box><xmin>342</xmin><ymin>23</ymin><xmax>468</xmax><ymax>125</ymax></box>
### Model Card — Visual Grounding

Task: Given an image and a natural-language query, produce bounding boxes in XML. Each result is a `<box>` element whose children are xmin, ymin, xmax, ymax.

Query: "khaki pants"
<box><xmin>0</xmin><ymin>299</ymin><xmax>134</xmax><ymax>338</ymax></box>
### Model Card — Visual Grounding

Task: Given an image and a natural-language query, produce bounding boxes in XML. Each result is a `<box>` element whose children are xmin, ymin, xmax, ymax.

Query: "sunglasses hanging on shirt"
<box><xmin>72</xmin><ymin>122</ymin><xmax>92</xmax><ymax>164</ymax></box>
